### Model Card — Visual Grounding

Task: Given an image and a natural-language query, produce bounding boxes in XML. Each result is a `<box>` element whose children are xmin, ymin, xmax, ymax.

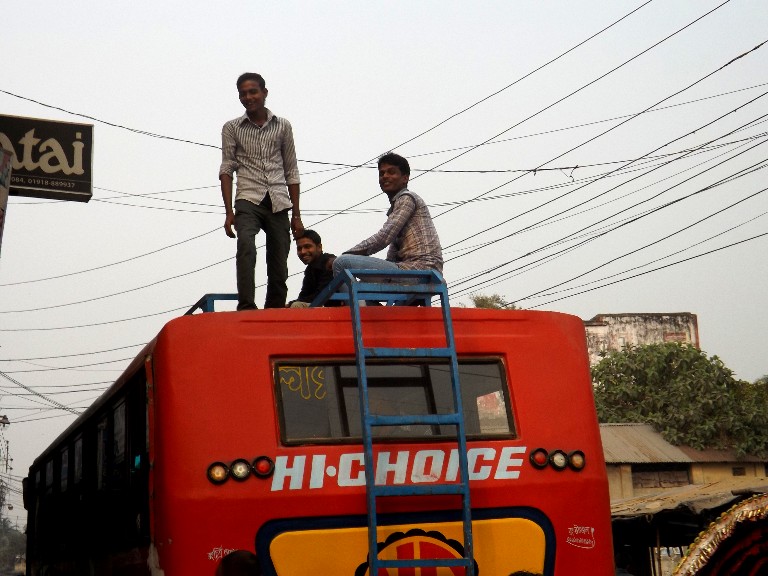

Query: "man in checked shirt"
<box><xmin>219</xmin><ymin>72</ymin><xmax>303</xmax><ymax>310</ymax></box>
<box><xmin>330</xmin><ymin>153</ymin><xmax>443</xmax><ymax>284</ymax></box>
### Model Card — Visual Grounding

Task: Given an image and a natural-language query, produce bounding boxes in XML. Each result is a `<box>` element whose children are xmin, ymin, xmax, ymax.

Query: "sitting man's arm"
<box><xmin>343</xmin><ymin>195</ymin><xmax>416</xmax><ymax>256</ymax></box>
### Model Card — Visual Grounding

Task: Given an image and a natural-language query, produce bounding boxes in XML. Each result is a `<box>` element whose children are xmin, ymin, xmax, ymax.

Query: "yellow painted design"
<box><xmin>279</xmin><ymin>366</ymin><xmax>326</xmax><ymax>400</ymax></box>
<box><xmin>269</xmin><ymin>518</ymin><xmax>545</xmax><ymax>575</ymax></box>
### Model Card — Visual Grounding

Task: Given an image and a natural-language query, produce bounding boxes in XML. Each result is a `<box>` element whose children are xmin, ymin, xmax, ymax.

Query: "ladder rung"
<box><xmin>363</xmin><ymin>347</ymin><xmax>452</xmax><ymax>358</ymax></box>
<box><xmin>352</xmin><ymin>282</ymin><xmax>444</xmax><ymax>295</ymax></box>
<box><xmin>372</xmin><ymin>483</ymin><xmax>469</xmax><ymax>497</ymax></box>
<box><xmin>367</xmin><ymin>413</ymin><xmax>460</xmax><ymax>426</ymax></box>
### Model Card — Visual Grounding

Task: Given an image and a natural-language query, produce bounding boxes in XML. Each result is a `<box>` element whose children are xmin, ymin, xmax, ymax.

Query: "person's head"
<box><xmin>295</xmin><ymin>229</ymin><xmax>324</xmax><ymax>265</ymax></box>
<box><xmin>236</xmin><ymin>73</ymin><xmax>266</xmax><ymax>91</ymax></box>
<box><xmin>377</xmin><ymin>152</ymin><xmax>410</xmax><ymax>197</ymax></box>
<box><xmin>236</xmin><ymin>73</ymin><xmax>268</xmax><ymax>115</ymax></box>
<box><xmin>215</xmin><ymin>550</ymin><xmax>260</xmax><ymax>576</ymax></box>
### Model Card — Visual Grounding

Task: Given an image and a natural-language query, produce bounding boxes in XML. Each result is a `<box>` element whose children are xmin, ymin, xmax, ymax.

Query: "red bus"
<box><xmin>24</xmin><ymin>303</ymin><xmax>613</xmax><ymax>575</ymax></box>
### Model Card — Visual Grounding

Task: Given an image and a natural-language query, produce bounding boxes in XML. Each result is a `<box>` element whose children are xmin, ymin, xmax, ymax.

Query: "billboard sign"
<box><xmin>0</xmin><ymin>147</ymin><xmax>11</xmax><ymax>256</ymax></box>
<box><xmin>0</xmin><ymin>114</ymin><xmax>93</xmax><ymax>202</ymax></box>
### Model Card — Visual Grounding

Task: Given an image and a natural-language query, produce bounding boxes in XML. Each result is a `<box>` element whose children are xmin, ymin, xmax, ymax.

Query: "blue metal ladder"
<box><xmin>313</xmin><ymin>269</ymin><xmax>476</xmax><ymax>576</ymax></box>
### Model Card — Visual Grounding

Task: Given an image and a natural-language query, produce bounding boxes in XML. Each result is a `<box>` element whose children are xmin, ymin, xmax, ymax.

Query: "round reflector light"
<box><xmin>549</xmin><ymin>450</ymin><xmax>568</xmax><ymax>471</ymax></box>
<box><xmin>568</xmin><ymin>450</ymin><xmax>586</xmax><ymax>471</ymax></box>
<box><xmin>207</xmin><ymin>462</ymin><xmax>229</xmax><ymax>484</ymax></box>
<box><xmin>253</xmin><ymin>456</ymin><xmax>275</xmax><ymax>478</ymax></box>
<box><xmin>230</xmin><ymin>459</ymin><xmax>252</xmax><ymax>481</ymax></box>
<box><xmin>529</xmin><ymin>448</ymin><xmax>549</xmax><ymax>469</ymax></box>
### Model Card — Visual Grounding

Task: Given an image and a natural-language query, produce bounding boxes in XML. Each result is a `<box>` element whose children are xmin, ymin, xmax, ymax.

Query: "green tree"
<box><xmin>467</xmin><ymin>293</ymin><xmax>517</xmax><ymax>309</ymax></box>
<box><xmin>592</xmin><ymin>342</ymin><xmax>768</xmax><ymax>457</ymax></box>
<box><xmin>0</xmin><ymin>518</ymin><xmax>24</xmax><ymax>571</ymax></box>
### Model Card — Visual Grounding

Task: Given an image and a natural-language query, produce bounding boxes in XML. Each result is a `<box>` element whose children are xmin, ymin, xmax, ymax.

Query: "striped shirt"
<box><xmin>219</xmin><ymin>108</ymin><xmax>300</xmax><ymax>213</ymax></box>
<box><xmin>347</xmin><ymin>188</ymin><xmax>443</xmax><ymax>272</ymax></box>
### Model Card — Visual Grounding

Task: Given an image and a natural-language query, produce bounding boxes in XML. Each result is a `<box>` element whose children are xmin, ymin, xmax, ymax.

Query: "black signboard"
<box><xmin>0</xmin><ymin>114</ymin><xmax>93</xmax><ymax>202</ymax></box>
<box><xmin>1</xmin><ymin>148</ymin><xmax>10</xmax><ymax>256</ymax></box>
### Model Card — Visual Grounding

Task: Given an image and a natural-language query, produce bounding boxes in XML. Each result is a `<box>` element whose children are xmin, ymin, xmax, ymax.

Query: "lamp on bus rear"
<box><xmin>568</xmin><ymin>450</ymin><xmax>586</xmax><ymax>471</ymax></box>
<box><xmin>207</xmin><ymin>462</ymin><xmax>230</xmax><ymax>484</ymax></box>
<box><xmin>252</xmin><ymin>456</ymin><xmax>275</xmax><ymax>478</ymax></box>
<box><xmin>230</xmin><ymin>459</ymin><xmax>252</xmax><ymax>481</ymax></box>
<box><xmin>549</xmin><ymin>450</ymin><xmax>568</xmax><ymax>471</ymax></box>
<box><xmin>529</xmin><ymin>448</ymin><xmax>549</xmax><ymax>469</ymax></box>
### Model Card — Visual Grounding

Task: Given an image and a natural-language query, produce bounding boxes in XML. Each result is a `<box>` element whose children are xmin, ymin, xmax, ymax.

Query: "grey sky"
<box><xmin>1</xmin><ymin>0</ymin><xmax>767</xmax><ymax>523</ymax></box>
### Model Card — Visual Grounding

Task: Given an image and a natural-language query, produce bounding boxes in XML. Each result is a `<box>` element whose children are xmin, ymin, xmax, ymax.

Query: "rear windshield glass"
<box><xmin>276</xmin><ymin>360</ymin><xmax>513</xmax><ymax>444</ymax></box>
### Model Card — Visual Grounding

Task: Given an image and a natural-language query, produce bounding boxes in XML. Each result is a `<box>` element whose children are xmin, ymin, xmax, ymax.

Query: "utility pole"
<box><xmin>0</xmin><ymin>416</ymin><xmax>9</xmax><ymax>519</ymax></box>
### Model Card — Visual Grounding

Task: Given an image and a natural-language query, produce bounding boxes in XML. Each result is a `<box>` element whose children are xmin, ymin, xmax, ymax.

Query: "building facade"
<box><xmin>584</xmin><ymin>313</ymin><xmax>699</xmax><ymax>366</ymax></box>
<box><xmin>600</xmin><ymin>423</ymin><xmax>767</xmax><ymax>500</ymax></box>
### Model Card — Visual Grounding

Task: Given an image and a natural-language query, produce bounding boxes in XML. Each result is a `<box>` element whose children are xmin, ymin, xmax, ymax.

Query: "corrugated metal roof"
<box><xmin>611</xmin><ymin>477</ymin><xmax>768</xmax><ymax>518</ymax></box>
<box><xmin>600</xmin><ymin>423</ymin><xmax>693</xmax><ymax>463</ymax></box>
<box><xmin>600</xmin><ymin>423</ymin><xmax>768</xmax><ymax>464</ymax></box>
<box><xmin>677</xmin><ymin>445</ymin><xmax>766</xmax><ymax>463</ymax></box>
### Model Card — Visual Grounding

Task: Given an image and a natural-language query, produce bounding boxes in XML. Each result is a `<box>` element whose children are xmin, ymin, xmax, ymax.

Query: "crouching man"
<box><xmin>287</xmin><ymin>229</ymin><xmax>336</xmax><ymax>308</ymax></box>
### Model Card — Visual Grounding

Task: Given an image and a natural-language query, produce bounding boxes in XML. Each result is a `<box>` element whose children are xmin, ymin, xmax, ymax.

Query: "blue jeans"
<box><xmin>332</xmin><ymin>254</ymin><xmax>400</xmax><ymax>277</ymax></box>
<box><xmin>332</xmin><ymin>255</ymin><xmax>406</xmax><ymax>304</ymax></box>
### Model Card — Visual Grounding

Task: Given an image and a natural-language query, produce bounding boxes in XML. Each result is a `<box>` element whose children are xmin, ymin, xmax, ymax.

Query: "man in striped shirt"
<box><xmin>331</xmin><ymin>153</ymin><xmax>443</xmax><ymax>277</ymax></box>
<box><xmin>219</xmin><ymin>72</ymin><xmax>303</xmax><ymax>310</ymax></box>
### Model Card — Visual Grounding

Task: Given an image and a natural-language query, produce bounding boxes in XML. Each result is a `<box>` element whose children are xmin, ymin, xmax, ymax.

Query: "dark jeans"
<box><xmin>234</xmin><ymin>198</ymin><xmax>290</xmax><ymax>309</ymax></box>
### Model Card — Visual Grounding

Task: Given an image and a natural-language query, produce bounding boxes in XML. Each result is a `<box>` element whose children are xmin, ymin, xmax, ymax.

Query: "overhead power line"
<box><xmin>0</xmin><ymin>257</ymin><xmax>232</xmax><ymax>314</ymax></box>
<box><xmin>0</xmin><ymin>370</ymin><xmax>82</xmax><ymax>416</ymax></box>
<box><xmin>443</xmin><ymin>91</ymin><xmax>768</xmax><ymax>259</ymax></box>
<box><xmin>8</xmin><ymin>386</ymin><xmax>109</xmax><ymax>396</ymax></box>
<box><xmin>5</xmin><ymin>7</ymin><xmax>747</xmax><ymax>315</ymax></box>
<box><xmin>286</xmin><ymin>0</ymin><xmax>659</xmax><ymax>222</ymax></box>
<box><xmin>0</xmin><ymin>229</ymin><xmax>218</xmax><ymax>287</ymax></box>
<box><xmin>4</xmin><ymin>3</ymin><xmax>760</xmax><ymax>338</ymax></box>
<box><xmin>9</xmin><ymin>81</ymin><xmax>767</xmax><ymax>212</ymax></box>
<box><xmin>423</xmin><ymin>0</ymin><xmax>736</xmax><ymax>217</ymax></box>
<box><xmin>0</xmin><ymin>343</ymin><xmax>146</xmax><ymax>361</ymax></box>
<box><xmin>2</xmin><ymin>357</ymin><xmax>133</xmax><ymax>373</ymax></box>
<box><xmin>0</xmin><ymin>305</ymin><xmax>189</xmax><ymax>332</ymax></box>
<box><xmin>532</xmin><ymin>209</ymin><xmax>768</xmax><ymax>300</ymax></box>
<box><xmin>514</xmin><ymin>177</ymin><xmax>768</xmax><ymax>305</ymax></box>
<box><xmin>0</xmin><ymin>0</ymin><xmax>655</xmax><ymax>208</ymax></box>
<box><xmin>530</xmin><ymin>232</ymin><xmax>768</xmax><ymax>309</ymax></box>
<box><xmin>449</xmin><ymin>139</ymin><xmax>768</xmax><ymax>298</ymax></box>
<box><xmin>445</xmin><ymin>134</ymin><xmax>764</xmax><ymax>265</ymax></box>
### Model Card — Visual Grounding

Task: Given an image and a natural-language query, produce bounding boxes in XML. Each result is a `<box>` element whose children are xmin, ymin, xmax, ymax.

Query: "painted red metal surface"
<box><xmin>148</xmin><ymin>307</ymin><xmax>613</xmax><ymax>575</ymax></box>
<box><xmin>28</xmin><ymin>307</ymin><xmax>614</xmax><ymax>575</ymax></box>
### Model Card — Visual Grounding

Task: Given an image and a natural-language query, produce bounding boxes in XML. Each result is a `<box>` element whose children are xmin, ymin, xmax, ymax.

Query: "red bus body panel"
<box><xmin>148</xmin><ymin>307</ymin><xmax>613</xmax><ymax>575</ymax></box>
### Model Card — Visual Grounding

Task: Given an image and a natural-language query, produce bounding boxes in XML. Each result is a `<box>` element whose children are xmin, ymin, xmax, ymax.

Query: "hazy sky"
<box><xmin>1</xmin><ymin>1</ymin><xmax>767</xmax><ymax>523</ymax></box>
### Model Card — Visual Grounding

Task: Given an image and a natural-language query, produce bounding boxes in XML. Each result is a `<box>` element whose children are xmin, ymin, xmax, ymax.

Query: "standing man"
<box><xmin>286</xmin><ymin>229</ymin><xmax>336</xmax><ymax>308</ymax></box>
<box><xmin>331</xmin><ymin>152</ymin><xmax>442</xmax><ymax>278</ymax></box>
<box><xmin>220</xmin><ymin>72</ymin><xmax>303</xmax><ymax>310</ymax></box>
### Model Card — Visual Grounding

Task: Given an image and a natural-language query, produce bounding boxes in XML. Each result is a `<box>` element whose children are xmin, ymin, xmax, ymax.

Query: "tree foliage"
<box><xmin>0</xmin><ymin>518</ymin><xmax>24</xmax><ymax>571</ymax></box>
<box><xmin>592</xmin><ymin>342</ymin><xmax>768</xmax><ymax>457</ymax></box>
<box><xmin>467</xmin><ymin>293</ymin><xmax>517</xmax><ymax>309</ymax></box>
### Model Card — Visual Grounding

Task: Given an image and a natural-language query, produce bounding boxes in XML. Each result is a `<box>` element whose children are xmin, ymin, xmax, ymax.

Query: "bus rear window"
<box><xmin>277</xmin><ymin>360</ymin><xmax>513</xmax><ymax>444</ymax></box>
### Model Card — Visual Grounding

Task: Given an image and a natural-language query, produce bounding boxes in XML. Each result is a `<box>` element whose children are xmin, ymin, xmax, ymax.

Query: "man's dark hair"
<box><xmin>236</xmin><ymin>73</ymin><xmax>266</xmax><ymax>90</ymax></box>
<box><xmin>295</xmin><ymin>229</ymin><xmax>322</xmax><ymax>245</ymax></box>
<box><xmin>378</xmin><ymin>152</ymin><xmax>410</xmax><ymax>176</ymax></box>
<box><xmin>216</xmin><ymin>550</ymin><xmax>260</xmax><ymax>576</ymax></box>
